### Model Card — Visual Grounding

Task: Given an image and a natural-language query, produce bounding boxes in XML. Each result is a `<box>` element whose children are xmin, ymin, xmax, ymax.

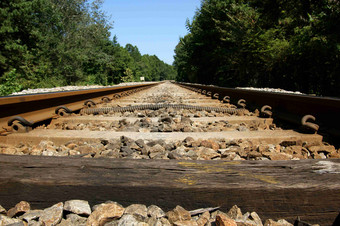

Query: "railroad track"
<box><xmin>0</xmin><ymin>82</ymin><xmax>339</xmax><ymax>225</ymax></box>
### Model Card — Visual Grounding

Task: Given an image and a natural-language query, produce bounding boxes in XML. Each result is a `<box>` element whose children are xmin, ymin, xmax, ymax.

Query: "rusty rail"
<box><xmin>0</xmin><ymin>83</ymin><xmax>159</xmax><ymax>134</ymax></box>
<box><xmin>175</xmin><ymin>82</ymin><xmax>340</xmax><ymax>141</ymax></box>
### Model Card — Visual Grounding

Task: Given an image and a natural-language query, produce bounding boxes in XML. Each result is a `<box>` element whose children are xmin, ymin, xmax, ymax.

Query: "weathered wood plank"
<box><xmin>0</xmin><ymin>155</ymin><xmax>339</xmax><ymax>225</ymax></box>
<box><xmin>51</xmin><ymin>115</ymin><xmax>273</xmax><ymax>124</ymax></box>
<box><xmin>0</xmin><ymin>129</ymin><xmax>322</xmax><ymax>146</ymax></box>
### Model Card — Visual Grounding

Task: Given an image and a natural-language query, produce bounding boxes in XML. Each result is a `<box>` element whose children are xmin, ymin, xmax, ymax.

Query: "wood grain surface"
<box><xmin>0</xmin><ymin>155</ymin><xmax>339</xmax><ymax>225</ymax></box>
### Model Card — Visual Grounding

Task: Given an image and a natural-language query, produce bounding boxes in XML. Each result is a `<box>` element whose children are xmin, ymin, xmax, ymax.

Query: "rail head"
<box><xmin>0</xmin><ymin>82</ymin><xmax>160</xmax><ymax>134</ymax></box>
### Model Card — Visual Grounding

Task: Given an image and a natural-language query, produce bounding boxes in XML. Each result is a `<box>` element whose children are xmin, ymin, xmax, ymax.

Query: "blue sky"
<box><xmin>101</xmin><ymin>0</ymin><xmax>201</xmax><ymax>65</ymax></box>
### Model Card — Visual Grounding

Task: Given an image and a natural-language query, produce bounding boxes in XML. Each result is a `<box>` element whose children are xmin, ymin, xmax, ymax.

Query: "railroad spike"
<box><xmin>55</xmin><ymin>106</ymin><xmax>73</xmax><ymax>117</ymax></box>
<box><xmin>261</xmin><ymin>105</ymin><xmax>272</xmax><ymax>118</ymax></box>
<box><xmin>301</xmin><ymin>115</ymin><xmax>319</xmax><ymax>133</ymax></box>
<box><xmin>213</xmin><ymin>93</ymin><xmax>219</xmax><ymax>99</ymax></box>
<box><xmin>84</xmin><ymin>99</ymin><xmax>96</xmax><ymax>108</ymax></box>
<box><xmin>223</xmin><ymin>96</ymin><xmax>230</xmax><ymax>103</ymax></box>
<box><xmin>101</xmin><ymin>96</ymin><xmax>111</xmax><ymax>103</ymax></box>
<box><xmin>237</xmin><ymin>99</ymin><xmax>246</xmax><ymax>108</ymax></box>
<box><xmin>7</xmin><ymin>116</ymin><xmax>34</xmax><ymax>133</ymax></box>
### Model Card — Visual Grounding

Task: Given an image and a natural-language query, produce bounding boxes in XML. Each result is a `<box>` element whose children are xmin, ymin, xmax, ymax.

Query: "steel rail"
<box><xmin>176</xmin><ymin>82</ymin><xmax>340</xmax><ymax>139</ymax></box>
<box><xmin>0</xmin><ymin>83</ymin><xmax>159</xmax><ymax>134</ymax></box>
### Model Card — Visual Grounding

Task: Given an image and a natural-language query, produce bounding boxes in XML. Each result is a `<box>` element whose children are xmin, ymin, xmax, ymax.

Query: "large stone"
<box><xmin>257</xmin><ymin>144</ymin><xmax>269</xmax><ymax>153</ymax></box>
<box><xmin>0</xmin><ymin>215</ymin><xmax>25</xmax><ymax>226</ymax></box>
<box><xmin>58</xmin><ymin>219</ymin><xmax>73</xmax><ymax>226</ymax></box>
<box><xmin>196</xmin><ymin>211</ymin><xmax>210</xmax><ymax>226</ymax></box>
<box><xmin>86</xmin><ymin>202</ymin><xmax>125</xmax><ymax>226</ymax></box>
<box><xmin>147</xmin><ymin>216</ymin><xmax>163</xmax><ymax>226</ymax></box>
<box><xmin>66</xmin><ymin>213</ymin><xmax>87</xmax><ymax>225</ymax></box>
<box><xmin>135</xmin><ymin>139</ymin><xmax>146</xmax><ymax>148</ymax></box>
<box><xmin>39</xmin><ymin>202</ymin><xmax>63</xmax><ymax>226</ymax></box>
<box><xmin>308</xmin><ymin>145</ymin><xmax>336</xmax><ymax>154</ymax></box>
<box><xmin>117</xmin><ymin>214</ymin><xmax>147</xmax><ymax>226</ymax></box>
<box><xmin>166</xmin><ymin>206</ymin><xmax>191</xmax><ymax>224</ymax></box>
<box><xmin>7</xmin><ymin>201</ymin><xmax>30</xmax><ymax>218</ymax></box>
<box><xmin>64</xmin><ymin>200</ymin><xmax>91</xmax><ymax>216</ymax></box>
<box><xmin>183</xmin><ymin>137</ymin><xmax>195</xmax><ymax>147</ymax></box>
<box><xmin>129</xmin><ymin>142</ymin><xmax>142</xmax><ymax>151</ymax></box>
<box><xmin>181</xmin><ymin>117</ymin><xmax>193</xmax><ymax>125</ymax></box>
<box><xmin>198</xmin><ymin>148</ymin><xmax>220</xmax><ymax>160</ymax></box>
<box><xmin>227</xmin><ymin>205</ymin><xmax>243</xmax><ymax>220</ymax></box>
<box><xmin>120</xmin><ymin>146</ymin><xmax>134</xmax><ymax>156</ymax></box>
<box><xmin>149</xmin><ymin>144</ymin><xmax>165</xmax><ymax>153</ymax></box>
<box><xmin>20</xmin><ymin>210</ymin><xmax>43</xmax><ymax>223</ymax></box>
<box><xmin>249</xmin><ymin>212</ymin><xmax>262</xmax><ymax>226</ymax></box>
<box><xmin>147</xmin><ymin>205</ymin><xmax>165</xmax><ymax>219</ymax></box>
<box><xmin>124</xmin><ymin>204</ymin><xmax>148</xmax><ymax>221</ymax></box>
<box><xmin>200</xmin><ymin>140</ymin><xmax>220</xmax><ymax>150</ymax></box>
<box><xmin>264</xmin><ymin>152</ymin><xmax>292</xmax><ymax>161</ymax></box>
<box><xmin>159</xmin><ymin>116</ymin><xmax>173</xmax><ymax>123</ymax></box>
<box><xmin>1</xmin><ymin>147</ymin><xmax>17</xmax><ymax>155</ymax></box>
<box><xmin>247</xmin><ymin>151</ymin><xmax>262</xmax><ymax>159</ymax></box>
<box><xmin>216</xmin><ymin>213</ymin><xmax>237</xmax><ymax>226</ymax></box>
<box><xmin>106</xmin><ymin>139</ymin><xmax>121</xmax><ymax>150</ymax></box>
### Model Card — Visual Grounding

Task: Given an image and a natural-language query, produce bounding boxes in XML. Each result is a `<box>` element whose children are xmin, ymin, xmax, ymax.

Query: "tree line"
<box><xmin>0</xmin><ymin>0</ymin><xmax>176</xmax><ymax>96</ymax></box>
<box><xmin>174</xmin><ymin>0</ymin><xmax>340</xmax><ymax>97</ymax></box>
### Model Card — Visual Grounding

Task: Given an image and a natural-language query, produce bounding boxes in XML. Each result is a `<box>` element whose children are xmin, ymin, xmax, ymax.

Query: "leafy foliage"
<box><xmin>0</xmin><ymin>0</ymin><xmax>176</xmax><ymax>95</ymax></box>
<box><xmin>174</xmin><ymin>0</ymin><xmax>340</xmax><ymax>96</ymax></box>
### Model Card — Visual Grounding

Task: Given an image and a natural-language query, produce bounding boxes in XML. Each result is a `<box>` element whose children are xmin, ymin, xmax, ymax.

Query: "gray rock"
<box><xmin>120</xmin><ymin>136</ymin><xmax>134</xmax><ymax>146</ymax></box>
<box><xmin>159</xmin><ymin>218</ymin><xmax>171</xmax><ymax>226</ymax></box>
<box><xmin>187</xmin><ymin>150</ymin><xmax>198</xmax><ymax>160</ymax></box>
<box><xmin>106</xmin><ymin>139</ymin><xmax>121</xmax><ymax>150</ymax></box>
<box><xmin>65</xmin><ymin>213</ymin><xmax>87</xmax><ymax>225</ymax></box>
<box><xmin>159</xmin><ymin>116</ymin><xmax>173</xmax><ymax>123</ymax></box>
<box><xmin>120</xmin><ymin>146</ymin><xmax>134</xmax><ymax>156</ymax></box>
<box><xmin>147</xmin><ymin>205</ymin><xmax>165</xmax><ymax>219</ymax></box>
<box><xmin>147</xmin><ymin>216</ymin><xmax>163</xmax><ymax>226</ymax></box>
<box><xmin>249</xmin><ymin>212</ymin><xmax>263</xmax><ymax>226</ymax></box>
<box><xmin>197</xmin><ymin>148</ymin><xmax>220</xmax><ymax>160</ymax></box>
<box><xmin>87</xmin><ymin>202</ymin><xmax>125</xmax><ymax>226</ymax></box>
<box><xmin>39</xmin><ymin>202</ymin><xmax>63</xmax><ymax>226</ymax></box>
<box><xmin>227</xmin><ymin>205</ymin><xmax>243</xmax><ymax>220</ymax></box>
<box><xmin>7</xmin><ymin>201</ymin><xmax>30</xmax><ymax>218</ymax></box>
<box><xmin>117</xmin><ymin>214</ymin><xmax>144</xmax><ymax>226</ymax></box>
<box><xmin>168</xmin><ymin>151</ymin><xmax>183</xmax><ymax>160</ymax></box>
<box><xmin>101</xmin><ymin>149</ymin><xmax>119</xmax><ymax>158</ymax></box>
<box><xmin>57</xmin><ymin>219</ymin><xmax>73</xmax><ymax>226</ymax></box>
<box><xmin>149</xmin><ymin>144</ymin><xmax>165</xmax><ymax>153</ymax></box>
<box><xmin>42</xmin><ymin>150</ymin><xmax>56</xmax><ymax>156</ymax></box>
<box><xmin>181</xmin><ymin>117</ymin><xmax>192</xmax><ymax>124</ymax></box>
<box><xmin>183</xmin><ymin>137</ymin><xmax>195</xmax><ymax>147</ymax></box>
<box><xmin>104</xmin><ymin>220</ymin><xmax>119</xmax><ymax>226</ymax></box>
<box><xmin>166</xmin><ymin>205</ymin><xmax>191</xmax><ymax>224</ymax></box>
<box><xmin>20</xmin><ymin>210</ymin><xmax>43</xmax><ymax>223</ymax></box>
<box><xmin>0</xmin><ymin>215</ymin><xmax>26</xmax><ymax>225</ymax></box>
<box><xmin>124</xmin><ymin>204</ymin><xmax>148</xmax><ymax>221</ymax></box>
<box><xmin>147</xmin><ymin>140</ymin><xmax>166</xmax><ymax>147</ymax></box>
<box><xmin>135</xmin><ymin>139</ymin><xmax>145</xmax><ymax>148</ymax></box>
<box><xmin>64</xmin><ymin>200</ymin><xmax>91</xmax><ymax>216</ymax></box>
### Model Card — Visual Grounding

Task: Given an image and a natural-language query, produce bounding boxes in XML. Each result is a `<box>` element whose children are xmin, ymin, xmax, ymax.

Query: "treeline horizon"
<box><xmin>174</xmin><ymin>0</ymin><xmax>340</xmax><ymax>97</ymax></box>
<box><xmin>0</xmin><ymin>0</ymin><xmax>176</xmax><ymax>96</ymax></box>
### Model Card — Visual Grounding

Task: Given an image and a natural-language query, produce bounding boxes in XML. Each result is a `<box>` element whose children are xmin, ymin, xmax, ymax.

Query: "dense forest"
<box><xmin>174</xmin><ymin>0</ymin><xmax>340</xmax><ymax>97</ymax></box>
<box><xmin>0</xmin><ymin>0</ymin><xmax>176</xmax><ymax>96</ymax></box>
